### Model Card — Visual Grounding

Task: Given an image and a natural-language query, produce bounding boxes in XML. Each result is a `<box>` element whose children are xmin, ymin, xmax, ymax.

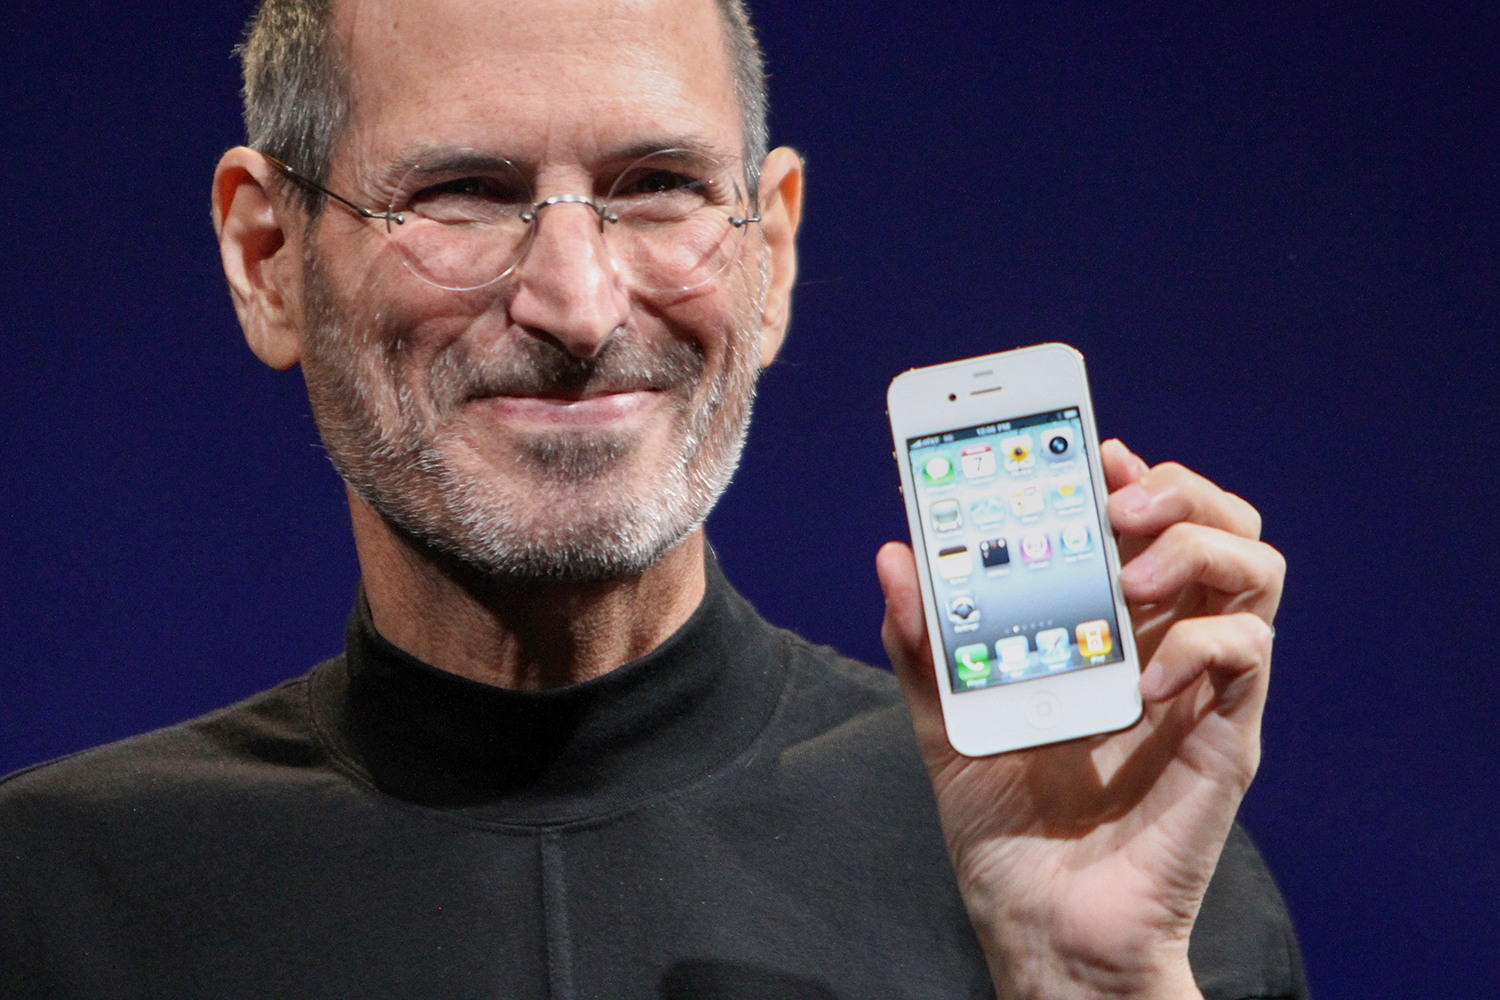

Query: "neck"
<box><xmin>347</xmin><ymin>489</ymin><xmax>708</xmax><ymax>691</ymax></box>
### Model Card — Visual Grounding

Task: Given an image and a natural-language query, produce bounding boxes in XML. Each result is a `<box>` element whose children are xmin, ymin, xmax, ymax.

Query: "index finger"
<box><xmin>1108</xmin><ymin>461</ymin><xmax>1263</xmax><ymax>540</ymax></box>
<box><xmin>1101</xmin><ymin>438</ymin><xmax>1151</xmax><ymax>492</ymax></box>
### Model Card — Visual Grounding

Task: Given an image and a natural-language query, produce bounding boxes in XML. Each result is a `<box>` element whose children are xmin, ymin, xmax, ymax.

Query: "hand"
<box><xmin>877</xmin><ymin>439</ymin><xmax>1284</xmax><ymax>1000</ymax></box>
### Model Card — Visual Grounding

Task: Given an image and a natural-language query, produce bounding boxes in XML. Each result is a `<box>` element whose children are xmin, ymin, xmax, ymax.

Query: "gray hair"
<box><xmin>237</xmin><ymin>0</ymin><xmax>770</xmax><ymax>211</ymax></box>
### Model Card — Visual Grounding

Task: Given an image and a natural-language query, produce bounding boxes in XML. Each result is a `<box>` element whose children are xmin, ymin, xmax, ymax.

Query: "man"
<box><xmin>0</xmin><ymin>0</ymin><xmax>1306</xmax><ymax>997</ymax></box>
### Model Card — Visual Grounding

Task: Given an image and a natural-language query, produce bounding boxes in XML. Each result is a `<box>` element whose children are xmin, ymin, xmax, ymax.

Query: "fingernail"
<box><xmin>1139</xmin><ymin>660</ymin><xmax>1165</xmax><ymax>700</ymax></box>
<box><xmin>1120</xmin><ymin>551</ymin><xmax>1158</xmax><ymax>588</ymax></box>
<box><xmin>1114</xmin><ymin>483</ymin><xmax>1150</xmax><ymax>515</ymax></box>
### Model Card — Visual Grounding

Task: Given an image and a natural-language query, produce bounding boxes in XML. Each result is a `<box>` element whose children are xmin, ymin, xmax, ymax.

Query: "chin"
<box><xmin>348</xmin><ymin>423</ymin><xmax>744</xmax><ymax>583</ymax></box>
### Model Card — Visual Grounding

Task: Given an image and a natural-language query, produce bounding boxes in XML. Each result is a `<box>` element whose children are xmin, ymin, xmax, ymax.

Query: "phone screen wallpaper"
<box><xmin>907</xmin><ymin>409</ymin><xmax>1125</xmax><ymax>694</ymax></box>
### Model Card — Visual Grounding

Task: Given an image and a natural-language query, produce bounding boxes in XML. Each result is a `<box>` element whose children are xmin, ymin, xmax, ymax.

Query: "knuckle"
<box><xmin>1157</xmin><ymin>519</ymin><xmax>1202</xmax><ymax>546</ymax></box>
<box><xmin>1233</xmin><ymin>612</ymin><xmax>1275</xmax><ymax>654</ymax></box>
<box><xmin>1224</xmin><ymin>491</ymin><xmax>1264</xmax><ymax>539</ymax></box>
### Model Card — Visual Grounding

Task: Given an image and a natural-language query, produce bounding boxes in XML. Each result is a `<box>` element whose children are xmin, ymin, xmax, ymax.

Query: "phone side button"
<box><xmin>1024</xmin><ymin>691</ymin><xmax>1062</xmax><ymax>730</ymax></box>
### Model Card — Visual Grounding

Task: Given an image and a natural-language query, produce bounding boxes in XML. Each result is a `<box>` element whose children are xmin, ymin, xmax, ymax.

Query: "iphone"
<box><xmin>888</xmin><ymin>344</ymin><xmax>1142</xmax><ymax>755</ymax></box>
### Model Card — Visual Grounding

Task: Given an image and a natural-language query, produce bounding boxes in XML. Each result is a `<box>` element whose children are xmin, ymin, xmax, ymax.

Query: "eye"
<box><xmin>406</xmin><ymin>174</ymin><xmax>532</xmax><ymax>224</ymax></box>
<box><xmin>614</xmin><ymin>167</ymin><xmax>704</xmax><ymax>198</ymax></box>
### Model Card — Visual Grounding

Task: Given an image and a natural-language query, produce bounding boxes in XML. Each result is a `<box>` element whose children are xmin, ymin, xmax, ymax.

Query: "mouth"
<box><xmin>470</xmin><ymin>387</ymin><xmax>665</xmax><ymax>426</ymax></box>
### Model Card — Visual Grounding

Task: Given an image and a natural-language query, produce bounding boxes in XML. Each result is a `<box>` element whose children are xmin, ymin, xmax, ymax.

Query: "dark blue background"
<box><xmin>2</xmin><ymin>2</ymin><xmax>1496</xmax><ymax>994</ymax></box>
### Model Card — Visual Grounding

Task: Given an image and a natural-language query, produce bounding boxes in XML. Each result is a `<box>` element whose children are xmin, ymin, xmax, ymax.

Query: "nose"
<box><xmin>506</xmin><ymin>198</ymin><xmax>630</xmax><ymax>359</ymax></box>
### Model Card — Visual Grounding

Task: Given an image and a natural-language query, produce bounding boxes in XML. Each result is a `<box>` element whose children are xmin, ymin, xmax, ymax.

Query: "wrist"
<box><xmin>970</xmin><ymin>907</ymin><xmax>1201</xmax><ymax>1000</ymax></box>
<box><xmin>986</xmin><ymin>950</ymin><xmax>1200</xmax><ymax>1000</ymax></box>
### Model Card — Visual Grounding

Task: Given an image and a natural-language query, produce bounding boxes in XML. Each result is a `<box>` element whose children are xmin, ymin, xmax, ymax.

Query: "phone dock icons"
<box><xmin>1035</xmin><ymin>627</ymin><xmax>1071</xmax><ymax>667</ymax></box>
<box><xmin>1076</xmin><ymin>620</ymin><xmax>1113</xmax><ymax>660</ymax></box>
<box><xmin>996</xmin><ymin>635</ymin><xmax>1030</xmax><ymax>675</ymax></box>
<box><xmin>954</xmin><ymin>643</ymin><xmax>991</xmax><ymax>687</ymax></box>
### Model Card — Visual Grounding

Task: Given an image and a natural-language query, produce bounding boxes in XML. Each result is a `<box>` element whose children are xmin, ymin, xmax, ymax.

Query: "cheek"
<box><xmin>649</xmin><ymin>275</ymin><xmax>762</xmax><ymax>374</ymax></box>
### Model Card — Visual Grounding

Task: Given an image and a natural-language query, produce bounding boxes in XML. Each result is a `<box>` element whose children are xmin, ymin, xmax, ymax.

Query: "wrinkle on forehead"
<box><xmin>332</xmin><ymin>0</ymin><xmax>741</xmax><ymax>175</ymax></box>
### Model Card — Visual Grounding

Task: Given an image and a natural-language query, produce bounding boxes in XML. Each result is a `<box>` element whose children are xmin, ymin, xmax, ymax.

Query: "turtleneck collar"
<box><xmin>308</xmin><ymin>550</ymin><xmax>790</xmax><ymax>824</ymax></box>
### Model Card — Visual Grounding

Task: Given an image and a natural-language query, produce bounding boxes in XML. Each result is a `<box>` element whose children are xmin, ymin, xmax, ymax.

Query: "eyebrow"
<box><xmin>379</xmin><ymin>135</ymin><xmax>735</xmax><ymax>182</ymax></box>
<box><xmin>599</xmin><ymin>136</ymin><xmax>728</xmax><ymax>166</ymax></box>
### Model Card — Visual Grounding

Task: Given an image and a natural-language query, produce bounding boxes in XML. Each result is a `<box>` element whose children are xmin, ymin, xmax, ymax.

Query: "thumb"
<box><xmin>876</xmin><ymin>542</ymin><xmax>945</xmax><ymax>736</ymax></box>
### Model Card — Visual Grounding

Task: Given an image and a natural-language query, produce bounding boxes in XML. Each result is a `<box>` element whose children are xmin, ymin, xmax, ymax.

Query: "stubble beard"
<box><xmin>299</xmin><ymin>250</ymin><xmax>764</xmax><ymax>582</ymax></box>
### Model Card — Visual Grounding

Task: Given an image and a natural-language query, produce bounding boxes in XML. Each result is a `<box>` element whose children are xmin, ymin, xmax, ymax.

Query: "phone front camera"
<box><xmin>948</xmin><ymin>393</ymin><xmax>957</xmax><ymax>402</ymax></box>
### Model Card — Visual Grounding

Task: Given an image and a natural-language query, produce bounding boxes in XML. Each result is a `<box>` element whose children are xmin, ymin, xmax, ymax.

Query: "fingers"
<box><xmin>1107</xmin><ymin>460</ymin><xmax>1262</xmax><ymax>541</ymax></box>
<box><xmin>875</xmin><ymin>542</ymin><xmax>944</xmax><ymax>725</ymax></box>
<box><xmin>1138</xmin><ymin>613</ymin><xmax>1273</xmax><ymax>732</ymax></box>
<box><xmin>1101</xmin><ymin>438</ymin><xmax>1150</xmax><ymax>492</ymax></box>
<box><xmin>1119</xmin><ymin>522</ymin><xmax>1286</xmax><ymax>623</ymax></box>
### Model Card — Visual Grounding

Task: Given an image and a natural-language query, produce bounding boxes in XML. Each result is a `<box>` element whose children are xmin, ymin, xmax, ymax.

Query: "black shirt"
<box><xmin>0</xmin><ymin>558</ymin><xmax>1308</xmax><ymax>999</ymax></box>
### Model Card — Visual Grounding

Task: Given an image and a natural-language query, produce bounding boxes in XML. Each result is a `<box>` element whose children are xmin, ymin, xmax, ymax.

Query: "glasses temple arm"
<box><xmin>260</xmin><ymin>153</ymin><xmax>405</xmax><ymax>226</ymax></box>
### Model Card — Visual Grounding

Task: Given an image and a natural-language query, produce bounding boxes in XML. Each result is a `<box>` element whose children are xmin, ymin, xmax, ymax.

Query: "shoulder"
<box><xmin>0</xmin><ymin>664</ymin><xmax>332</xmax><ymax>820</ymax></box>
<box><xmin>768</xmin><ymin>628</ymin><xmax>910</xmax><ymax>751</ymax></box>
<box><xmin>751</xmin><ymin>628</ymin><xmax>936</xmax><ymax>813</ymax></box>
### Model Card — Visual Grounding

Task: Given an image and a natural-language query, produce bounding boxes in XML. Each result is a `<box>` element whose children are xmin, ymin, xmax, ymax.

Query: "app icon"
<box><xmin>931</xmin><ymin>499</ymin><xmax>962</xmax><ymax>532</ymax></box>
<box><xmin>1036</xmin><ymin>627</ymin><xmax>1071</xmax><ymax>665</ymax></box>
<box><xmin>937</xmin><ymin>545</ymin><xmax>972</xmax><ymax>581</ymax></box>
<box><xmin>947</xmin><ymin>594</ymin><xmax>981</xmax><ymax>628</ymax></box>
<box><xmin>996</xmin><ymin>635</ymin><xmax>1030</xmax><ymax>673</ymax></box>
<box><xmin>960</xmin><ymin>443</ymin><xmax>996</xmax><ymax>480</ymax></box>
<box><xmin>979</xmin><ymin>537</ymin><xmax>1010</xmax><ymax>568</ymax></box>
<box><xmin>1010</xmin><ymin>484</ymin><xmax>1045</xmax><ymax>518</ymax></box>
<box><xmin>1076</xmin><ymin>620</ymin><xmax>1113</xmax><ymax>658</ymax></box>
<box><xmin>1020</xmin><ymin>530</ymin><xmax>1051</xmax><ymax>564</ymax></box>
<box><xmin>1043</xmin><ymin>426</ymin><xmax>1075</xmax><ymax>460</ymax></box>
<box><xmin>954</xmin><ymin>643</ymin><xmax>991</xmax><ymax>686</ymax></box>
<box><xmin>1001</xmin><ymin>434</ymin><xmax>1035</xmax><ymax>472</ymax></box>
<box><xmin>921</xmin><ymin>455</ymin><xmax>955</xmax><ymax>487</ymax></box>
<box><xmin>969</xmin><ymin>496</ymin><xmax>1007</xmax><ymax>528</ymax></box>
<box><xmin>1060</xmin><ymin>524</ymin><xmax>1092</xmax><ymax>554</ymax></box>
<box><xmin>1051</xmin><ymin>479</ymin><xmax>1085</xmax><ymax>511</ymax></box>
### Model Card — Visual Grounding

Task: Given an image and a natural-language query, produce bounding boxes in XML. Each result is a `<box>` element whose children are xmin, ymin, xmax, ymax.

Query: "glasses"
<box><xmin>265</xmin><ymin>148</ymin><xmax>762</xmax><ymax>295</ymax></box>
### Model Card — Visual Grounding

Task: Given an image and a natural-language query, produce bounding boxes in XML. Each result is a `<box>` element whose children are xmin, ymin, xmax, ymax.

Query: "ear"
<box><xmin>754</xmin><ymin>146</ymin><xmax>804</xmax><ymax>368</ymax></box>
<box><xmin>211</xmin><ymin>147</ymin><xmax>306</xmax><ymax>370</ymax></box>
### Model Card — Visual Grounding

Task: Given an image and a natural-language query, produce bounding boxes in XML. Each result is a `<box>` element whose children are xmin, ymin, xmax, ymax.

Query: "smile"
<box><xmin>471</xmin><ymin>389</ymin><xmax>664</xmax><ymax>427</ymax></box>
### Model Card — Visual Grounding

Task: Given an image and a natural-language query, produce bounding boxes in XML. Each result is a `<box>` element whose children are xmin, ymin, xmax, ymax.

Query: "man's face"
<box><xmin>299</xmin><ymin>0</ymin><xmax>768</xmax><ymax>580</ymax></box>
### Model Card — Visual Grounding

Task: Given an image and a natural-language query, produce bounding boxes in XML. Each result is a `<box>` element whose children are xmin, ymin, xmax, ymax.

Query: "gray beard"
<box><xmin>299</xmin><ymin>253</ymin><xmax>764</xmax><ymax>582</ymax></box>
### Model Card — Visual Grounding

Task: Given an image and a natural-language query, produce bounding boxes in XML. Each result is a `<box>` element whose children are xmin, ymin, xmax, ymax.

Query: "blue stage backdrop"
<box><xmin>2</xmin><ymin>2</ymin><xmax>1497</xmax><ymax>995</ymax></box>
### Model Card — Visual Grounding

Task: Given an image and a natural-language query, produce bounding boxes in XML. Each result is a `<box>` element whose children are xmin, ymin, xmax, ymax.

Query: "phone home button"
<box><xmin>1025</xmin><ymin>691</ymin><xmax>1062</xmax><ymax>730</ymax></box>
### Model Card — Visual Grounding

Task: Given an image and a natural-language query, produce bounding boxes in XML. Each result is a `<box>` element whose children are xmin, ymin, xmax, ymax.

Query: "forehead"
<box><xmin>333</xmin><ymin>0</ymin><xmax>741</xmax><ymax>168</ymax></box>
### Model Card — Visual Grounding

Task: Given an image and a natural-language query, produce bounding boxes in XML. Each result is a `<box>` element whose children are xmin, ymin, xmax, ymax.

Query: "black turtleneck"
<box><xmin>0</xmin><ymin>555</ymin><xmax>1309</xmax><ymax>1000</ymax></box>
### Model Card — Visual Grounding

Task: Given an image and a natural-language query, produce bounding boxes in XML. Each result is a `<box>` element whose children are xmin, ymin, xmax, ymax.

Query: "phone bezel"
<box><xmin>888</xmin><ymin>343</ymin><xmax>1143</xmax><ymax>756</ymax></box>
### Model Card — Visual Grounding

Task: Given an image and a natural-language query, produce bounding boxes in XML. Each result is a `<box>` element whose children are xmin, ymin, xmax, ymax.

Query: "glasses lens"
<box><xmin>604</xmin><ymin>150</ymin><xmax>754</xmax><ymax>294</ymax></box>
<box><xmin>388</xmin><ymin>154</ymin><xmax>534</xmax><ymax>291</ymax></box>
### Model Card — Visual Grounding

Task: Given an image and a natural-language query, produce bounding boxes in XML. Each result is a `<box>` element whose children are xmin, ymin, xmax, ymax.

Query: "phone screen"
<box><xmin>905</xmin><ymin>407</ymin><xmax>1125</xmax><ymax>694</ymax></box>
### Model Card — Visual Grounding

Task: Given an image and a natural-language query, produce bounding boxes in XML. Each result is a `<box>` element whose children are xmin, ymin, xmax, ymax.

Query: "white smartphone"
<box><xmin>888</xmin><ymin>343</ymin><xmax>1142</xmax><ymax>755</ymax></box>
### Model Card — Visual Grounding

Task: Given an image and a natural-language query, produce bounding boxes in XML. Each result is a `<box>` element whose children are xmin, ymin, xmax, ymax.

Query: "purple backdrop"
<box><xmin>3</xmin><ymin>1</ymin><xmax>1497</xmax><ymax>994</ymax></box>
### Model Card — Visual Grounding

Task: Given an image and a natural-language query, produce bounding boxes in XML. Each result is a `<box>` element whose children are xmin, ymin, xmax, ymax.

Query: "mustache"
<box><xmin>428</xmin><ymin>333</ymin><xmax>707</xmax><ymax>407</ymax></box>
